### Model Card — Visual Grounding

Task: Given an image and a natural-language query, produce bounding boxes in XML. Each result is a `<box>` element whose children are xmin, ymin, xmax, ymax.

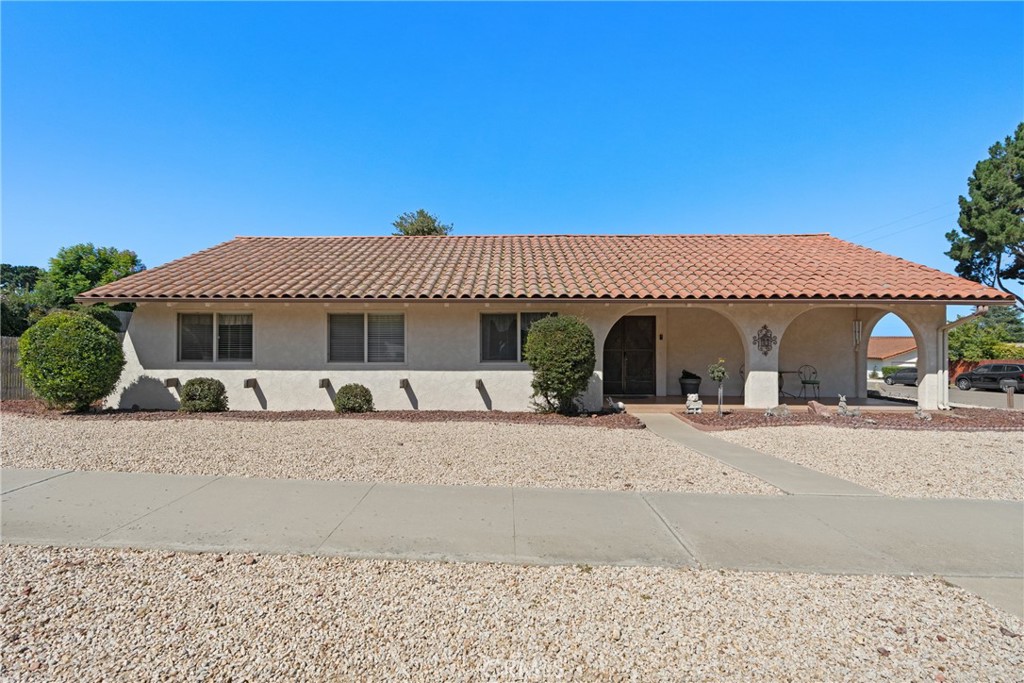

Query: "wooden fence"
<box><xmin>1</xmin><ymin>336</ymin><xmax>34</xmax><ymax>400</ymax></box>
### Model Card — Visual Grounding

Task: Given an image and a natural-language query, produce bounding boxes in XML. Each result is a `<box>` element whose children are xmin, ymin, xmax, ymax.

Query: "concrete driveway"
<box><xmin>869</xmin><ymin>380</ymin><xmax>1023</xmax><ymax>410</ymax></box>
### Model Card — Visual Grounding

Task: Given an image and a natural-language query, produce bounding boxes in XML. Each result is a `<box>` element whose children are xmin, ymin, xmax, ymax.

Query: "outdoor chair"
<box><xmin>798</xmin><ymin>364</ymin><xmax>820</xmax><ymax>399</ymax></box>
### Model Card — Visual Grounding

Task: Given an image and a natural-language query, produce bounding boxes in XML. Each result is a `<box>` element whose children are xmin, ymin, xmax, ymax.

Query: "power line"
<box><xmin>846</xmin><ymin>202</ymin><xmax>950</xmax><ymax>241</ymax></box>
<box><xmin>860</xmin><ymin>213</ymin><xmax>956</xmax><ymax>246</ymax></box>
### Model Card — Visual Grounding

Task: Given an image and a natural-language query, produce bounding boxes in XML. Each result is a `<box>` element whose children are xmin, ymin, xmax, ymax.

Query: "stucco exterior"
<box><xmin>109</xmin><ymin>300</ymin><xmax>952</xmax><ymax>412</ymax></box>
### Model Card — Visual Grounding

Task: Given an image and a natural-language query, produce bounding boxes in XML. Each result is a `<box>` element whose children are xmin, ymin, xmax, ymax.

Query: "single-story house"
<box><xmin>866</xmin><ymin>336</ymin><xmax>918</xmax><ymax>378</ymax></box>
<box><xmin>77</xmin><ymin>233</ymin><xmax>1013</xmax><ymax>412</ymax></box>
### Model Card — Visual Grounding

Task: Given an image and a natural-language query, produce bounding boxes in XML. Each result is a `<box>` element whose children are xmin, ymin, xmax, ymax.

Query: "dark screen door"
<box><xmin>603</xmin><ymin>316</ymin><xmax>656</xmax><ymax>395</ymax></box>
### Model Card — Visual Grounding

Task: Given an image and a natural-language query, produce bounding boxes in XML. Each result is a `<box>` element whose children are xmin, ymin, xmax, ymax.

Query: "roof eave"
<box><xmin>73</xmin><ymin>294</ymin><xmax>1017</xmax><ymax>306</ymax></box>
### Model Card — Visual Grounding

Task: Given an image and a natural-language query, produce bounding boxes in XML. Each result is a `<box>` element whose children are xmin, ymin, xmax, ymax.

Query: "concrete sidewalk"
<box><xmin>3</xmin><ymin>467</ymin><xmax>1022</xmax><ymax>616</ymax></box>
<box><xmin>640</xmin><ymin>413</ymin><xmax>881</xmax><ymax>496</ymax></box>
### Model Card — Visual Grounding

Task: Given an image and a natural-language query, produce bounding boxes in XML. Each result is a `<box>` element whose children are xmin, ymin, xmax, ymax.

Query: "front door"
<box><xmin>603</xmin><ymin>316</ymin><xmax>656</xmax><ymax>395</ymax></box>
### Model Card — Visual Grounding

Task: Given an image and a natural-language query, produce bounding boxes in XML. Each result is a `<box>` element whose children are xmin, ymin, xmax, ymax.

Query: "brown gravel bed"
<box><xmin>0</xmin><ymin>400</ymin><xmax>644</xmax><ymax>429</ymax></box>
<box><xmin>2</xmin><ymin>545</ymin><xmax>1022</xmax><ymax>682</ymax></box>
<box><xmin>678</xmin><ymin>407</ymin><xmax>1024</xmax><ymax>432</ymax></box>
<box><xmin>1</xmin><ymin>413</ymin><xmax>776</xmax><ymax>495</ymax></box>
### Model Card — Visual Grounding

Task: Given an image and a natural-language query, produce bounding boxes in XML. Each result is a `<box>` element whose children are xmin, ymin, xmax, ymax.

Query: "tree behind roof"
<box><xmin>945</xmin><ymin>122</ymin><xmax>1024</xmax><ymax>307</ymax></box>
<box><xmin>44</xmin><ymin>243</ymin><xmax>145</xmax><ymax>307</ymax></box>
<box><xmin>391</xmin><ymin>209</ymin><xmax>453</xmax><ymax>236</ymax></box>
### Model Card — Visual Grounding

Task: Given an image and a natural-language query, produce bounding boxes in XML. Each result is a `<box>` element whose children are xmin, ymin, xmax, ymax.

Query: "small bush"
<box><xmin>179</xmin><ymin>377</ymin><xmax>228</xmax><ymax>412</ymax></box>
<box><xmin>881</xmin><ymin>366</ymin><xmax>902</xmax><ymax>378</ymax></box>
<box><xmin>522</xmin><ymin>315</ymin><xmax>596</xmax><ymax>415</ymax></box>
<box><xmin>18</xmin><ymin>310</ymin><xmax>125</xmax><ymax>411</ymax></box>
<box><xmin>334</xmin><ymin>383</ymin><xmax>374</xmax><ymax>413</ymax></box>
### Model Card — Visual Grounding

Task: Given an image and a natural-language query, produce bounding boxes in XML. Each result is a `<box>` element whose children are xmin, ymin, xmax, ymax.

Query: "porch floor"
<box><xmin>613</xmin><ymin>395</ymin><xmax>918</xmax><ymax>414</ymax></box>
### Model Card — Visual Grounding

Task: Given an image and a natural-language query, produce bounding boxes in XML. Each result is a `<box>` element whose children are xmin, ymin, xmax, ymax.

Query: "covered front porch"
<box><xmin>585</xmin><ymin>301</ymin><xmax>949</xmax><ymax>410</ymax></box>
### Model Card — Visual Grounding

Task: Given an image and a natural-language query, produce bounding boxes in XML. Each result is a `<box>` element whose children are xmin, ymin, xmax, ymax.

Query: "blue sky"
<box><xmin>2</xmin><ymin>2</ymin><xmax>1021</xmax><ymax>334</ymax></box>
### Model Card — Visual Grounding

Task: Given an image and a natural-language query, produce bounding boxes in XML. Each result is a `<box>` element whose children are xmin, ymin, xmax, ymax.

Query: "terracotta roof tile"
<box><xmin>867</xmin><ymin>336</ymin><xmax>918</xmax><ymax>360</ymax></box>
<box><xmin>77</xmin><ymin>234</ymin><xmax>1013</xmax><ymax>303</ymax></box>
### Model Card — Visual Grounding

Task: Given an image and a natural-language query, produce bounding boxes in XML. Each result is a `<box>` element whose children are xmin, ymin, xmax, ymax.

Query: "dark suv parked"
<box><xmin>883</xmin><ymin>367</ymin><xmax>918</xmax><ymax>386</ymax></box>
<box><xmin>954</xmin><ymin>364</ymin><xmax>1024</xmax><ymax>391</ymax></box>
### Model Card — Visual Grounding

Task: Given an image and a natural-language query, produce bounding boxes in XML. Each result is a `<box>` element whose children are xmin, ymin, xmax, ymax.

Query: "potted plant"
<box><xmin>679</xmin><ymin>369</ymin><xmax>701</xmax><ymax>397</ymax></box>
<box><xmin>707</xmin><ymin>358</ymin><xmax>729</xmax><ymax>416</ymax></box>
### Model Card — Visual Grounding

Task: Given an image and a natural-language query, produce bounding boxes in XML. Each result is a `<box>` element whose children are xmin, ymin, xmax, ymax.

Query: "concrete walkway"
<box><xmin>3</xmin><ymin>467</ymin><xmax>1022</xmax><ymax>617</ymax></box>
<box><xmin>640</xmin><ymin>414</ymin><xmax>881</xmax><ymax>496</ymax></box>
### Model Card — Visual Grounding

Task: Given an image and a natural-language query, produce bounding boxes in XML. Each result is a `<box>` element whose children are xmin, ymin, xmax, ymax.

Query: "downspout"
<box><xmin>936</xmin><ymin>306</ymin><xmax>990</xmax><ymax>409</ymax></box>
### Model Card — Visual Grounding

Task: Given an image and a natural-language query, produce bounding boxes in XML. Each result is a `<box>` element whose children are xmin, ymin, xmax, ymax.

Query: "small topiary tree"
<box><xmin>17</xmin><ymin>310</ymin><xmax>126</xmax><ymax>412</ymax></box>
<box><xmin>178</xmin><ymin>377</ymin><xmax>228</xmax><ymax>412</ymax></box>
<box><xmin>334</xmin><ymin>383</ymin><xmax>374</xmax><ymax>413</ymax></box>
<box><xmin>522</xmin><ymin>315</ymin><xmax>596</xmax><ymax>415</ymax></box>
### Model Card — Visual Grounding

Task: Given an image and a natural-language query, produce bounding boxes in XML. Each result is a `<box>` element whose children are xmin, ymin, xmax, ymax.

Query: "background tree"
<box><xmin>0</xmin><ymin>264</ymin><xmax>45</xmax><ymax>292</ymax></box>
<box><xmin>0</xmin><ymin>245</ymin><xmax>144</xmax><ymax>336</ymax></box>
<box><xmin>391</xmin><ymin>209</ymin><xmax>453</xmax><ymax>236</ymax></box>
<box><xmin>44</xmin><ymin>243</ymin><xmax>145</xmax><ymax>306</ymax></box>
<box><xmin>948</xmin><ymin>306</ymin><xmax>1024</xmax><ymax>361</ymax></box>
<box><xmin>1</xmin><ymin>264</ymin><xmax>47</xmax><ymax>335</ymax></box>
<box><xmin>945</xmin><ymin>122</ymin><xmax>1024</xmax><ymax>307</ymax></box>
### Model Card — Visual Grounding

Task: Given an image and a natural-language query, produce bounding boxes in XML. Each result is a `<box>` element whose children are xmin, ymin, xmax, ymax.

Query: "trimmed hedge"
<box><xmin>881</xmin><ymin>366</ymin><xmax>903</xmax><ymax>378</ymax></box>
<box><xmin>179</xmin><ymin>377</ymin><xmax>228</xmax><ymax>412</ymax></box>
<box><xmin>17</xmin><ymin>310</ymin><xmax>125</xmax><ymax>412</ymax></box>
<box><xmin>334</xmin><ymin>383</ymin><xmax>374</xmax><ymax>413</ymax></box>
<box><xmin>522</xmin><ymin>315</ymin><xmax>596</xmax><ymax>415</ymax></box>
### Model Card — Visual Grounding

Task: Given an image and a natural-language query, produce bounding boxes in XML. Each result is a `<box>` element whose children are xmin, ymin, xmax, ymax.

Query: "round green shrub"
<box><xmin>17</xmin><ymin>310</ymin><xmax>126</xmax><ymax>412</ymax></box>
<box><xmin>179</xmin><ymin>377</ymin><xmax>228</xmax><ymax>412</ymax></box>
<box><xmin>333</xmin><ymin>383</ymin><xmax>374</xmax><ymax>413</ymax></box>
<box><xmin>71</xmin><ymin>304</ymin><xmax>123</xmax><ymax>334</ymax></box>
<box><xmin>522</xmin><ymin>315</ymin><xmax>596</xmax><ymax>415</ymax></box>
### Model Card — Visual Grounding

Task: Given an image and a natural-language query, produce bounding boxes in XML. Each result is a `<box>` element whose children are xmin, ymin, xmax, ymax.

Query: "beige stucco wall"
<box><xmin>109</xmin><ymin>300</ymin><xmax>950</xmax><ymax>411</ymax></box>
<box><xmin>664</xmin><ymin>308</ymin><xmax>745</xmax><ymax>396</ymax></box>
<box><xmin>112</xmin><ymin>301</ymin><xmax>610</xmax><ymax>412</ymax></box>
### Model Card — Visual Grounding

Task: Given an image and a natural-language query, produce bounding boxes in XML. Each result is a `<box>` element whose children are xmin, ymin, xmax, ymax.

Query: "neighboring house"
<box><xmin>77</xmin><ymin>234</ymin><xmax>1013</xmax><ymax>411</ymax></box>
<box><xmin>866</xmin><ymin>336</ymin><xmax>918</xmax><ymax>378</ymax></box>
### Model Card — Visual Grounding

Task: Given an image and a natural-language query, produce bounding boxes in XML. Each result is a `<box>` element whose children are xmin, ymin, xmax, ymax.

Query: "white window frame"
<box><xmin>177</xmin><ymin>312</ymin><xmax>254</xmax><ymax>363</ymax></box>
<box><xmin>327</xmin><ymin>312</ymin><xmax>406</xmax><ymax>364</ymax></box>
<box><xmin>479</xmin><ymin>312</ymin><xmax>556</xmax><ymax>363</ymax></box>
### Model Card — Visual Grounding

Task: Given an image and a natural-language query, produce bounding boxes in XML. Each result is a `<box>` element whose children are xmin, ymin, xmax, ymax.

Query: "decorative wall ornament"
<box><xmin>752</xmin><ymin>324</ymin><xmax>778</xmax><ymax>356</ymax></box>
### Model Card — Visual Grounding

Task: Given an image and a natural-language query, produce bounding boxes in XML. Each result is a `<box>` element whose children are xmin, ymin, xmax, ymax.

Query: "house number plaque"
<box><xmin>753</xmin><ymin>325</ymin><xmax>777</xmax><ymax>356</ymax></box>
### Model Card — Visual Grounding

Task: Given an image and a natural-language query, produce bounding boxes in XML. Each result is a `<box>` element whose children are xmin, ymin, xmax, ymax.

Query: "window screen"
<box><xmin>179</xmin><ymin>314</ymin><xmax>214</xmax><ymax>361</ymax></box>
<box><xmin>329</xmin><ymin>314</ymin><xmax>365</xmax><ymax>362</ymax></box>
<box><xmin>217</xmin><ymin>314</ymin><xmax>253</xmax><ymax>361</ymax></box>
<box><xmin>481</xmin><ymin>314</ymin><xmax>517</xmax><ymax>362</ymax></box>
<box><xmin>367</xmin><ymin>314</ymin><xmax>404</xmax><ymax>363</ymax></box>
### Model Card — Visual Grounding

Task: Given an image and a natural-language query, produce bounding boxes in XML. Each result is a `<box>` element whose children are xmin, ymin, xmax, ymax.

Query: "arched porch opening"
<box><xmin>598</xmin><ymin>306</ymin><xmax>745</xmax><ymax>399</ymax></box>
<box><xmin>778</xmin><ymin>306</ymin><xmax>928</xmax><ymax>402</ymax></box>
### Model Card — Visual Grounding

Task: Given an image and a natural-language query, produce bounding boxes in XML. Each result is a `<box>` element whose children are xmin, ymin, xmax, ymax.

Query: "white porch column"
<box><xmin>724</xmin><ymin>305</ymin><xmax>805</xmax><ymax>409</ymax></box>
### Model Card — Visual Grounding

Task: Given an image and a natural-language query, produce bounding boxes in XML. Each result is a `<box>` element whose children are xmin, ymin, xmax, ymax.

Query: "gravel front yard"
<box><xmin>2</xmin><ymin>545</ymin><xmax>1021</xmax><ymax>682</ymax></box>
<box><xmin>0</xmin><ymin>414</ymin><xmax>777</xmax><ymax>495</ymax></box>
<box><xmin>715</xmin><ymin>427</ymin><xmax>1024</xmax><ymax>500</ymax></box>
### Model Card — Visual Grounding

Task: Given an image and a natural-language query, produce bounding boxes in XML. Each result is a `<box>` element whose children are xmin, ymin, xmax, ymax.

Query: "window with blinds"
<box><xmin>217</xmin><ymin>314</ymin><xmax>253</xmax><ymax>361</ymax></box>
<box><xmin>329</xmin><ymin>313</ymin><xmax>405</xmax><ymax>363</ymax></box>
<box><xmin>329</xmin><ymin>314</ymin><xmax>365</xmax><ymax>363</ymax></box>
<box><xmin>179</xmin><ymin>314</ymin><xmax>214</xmax><ymax>361</ymax></box>
<box><xmin>178</xmin><ymin>313</ymin><xmax>252</xmax><ymax>362</ymax></box>
<box><xmin>367</xmin><ymin>314</ymin><xmax>405</xmax><ymax>363</ymax></box>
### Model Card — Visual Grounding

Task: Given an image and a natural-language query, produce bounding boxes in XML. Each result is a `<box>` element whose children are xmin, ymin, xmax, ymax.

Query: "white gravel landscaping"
<box><xmin>715</xmin><ymin>426</ymin><xmax>1024</xmax><ymax>500</ymax></box>
<box><xmin>0</xmin><ymin>414</ymin><xmax>777</xmax><ymax>495</ymax></box>
<box><xmin>1</xmin><ymin>545</ymin><xmax>1021</xmax><ymax>682</ymax></box>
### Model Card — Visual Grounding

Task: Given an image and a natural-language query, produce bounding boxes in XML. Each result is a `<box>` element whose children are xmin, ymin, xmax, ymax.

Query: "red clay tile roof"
<box><xmin>76</xmin><ymin>234</ymin><xmax>1013</xmax><ymax>303</ymax></box>
<box><xmin>867</xmin><ymin>336</ymin><xmax>918</xmax><ymax>360</ymax></box>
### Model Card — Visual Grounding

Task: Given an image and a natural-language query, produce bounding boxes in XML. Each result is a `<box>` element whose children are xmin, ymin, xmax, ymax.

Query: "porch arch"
<box><xmin>777</xmin><ymin>305</ymin><xmax>931</xmax><ymax>401</ymax></box>
<box><xmin>595</xmin><ymin>305</ymin><xmax>747</xmax><ymax>398</ymax></box>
